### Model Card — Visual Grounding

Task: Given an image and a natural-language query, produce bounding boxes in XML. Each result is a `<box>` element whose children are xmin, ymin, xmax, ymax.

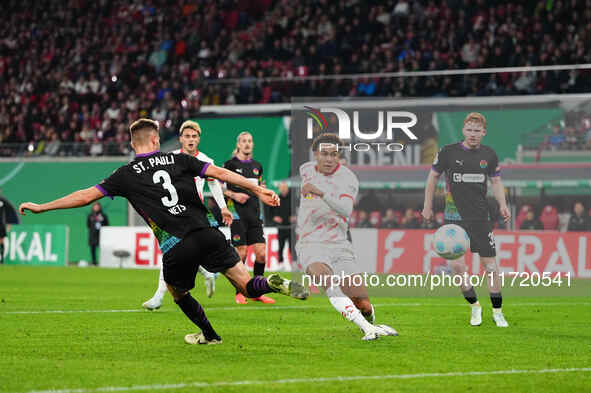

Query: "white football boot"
<box><xmin>492</xmin><ymin>310</ymin><xmax>509</xmax><ymax>327</ymax></box>
<box><xmin>142</xmin><ymin>297</ymin><xmax>162</xmax><ymax>311</ymax></box>
<box><xmin>184</xmin><ymin>332</ymin><xmax>222</xmax><ymax>345</ymax></box>
<box><xmin>470</xmin><ymin>305</ymin><xmax>482</xmax><ymax>326</ymax></box>
<box><xmin>362</xmin><ymin>324</ymin><xmax>398</xmax><ymax>341</ymax></box>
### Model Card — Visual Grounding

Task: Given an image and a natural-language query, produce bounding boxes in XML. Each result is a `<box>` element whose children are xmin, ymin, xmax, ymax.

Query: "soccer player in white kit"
<box><xmin>296</xmin><ymin>133</ymin><xmax>397</xmax><ymax>340</ymax></box>
<box><xmin>142</xmin><ymin>120</ymin><xmax>232</xmax><ymax>310</ymax></box>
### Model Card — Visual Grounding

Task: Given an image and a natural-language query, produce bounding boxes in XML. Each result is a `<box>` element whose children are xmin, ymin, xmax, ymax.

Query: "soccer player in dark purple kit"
<box><xmin>422</xmin><ymin>112</ymin><xmax>510</xmax><ymax>328</ymax></box>
<box><xmin>19</xmin><ymin>118</ymin><xmax>309</xmax><ymax>345</ymax></box>
<box><xmin>223</xmin><ymin>132</ymin><xmax>275</xmax><ymax>304</ymax></box>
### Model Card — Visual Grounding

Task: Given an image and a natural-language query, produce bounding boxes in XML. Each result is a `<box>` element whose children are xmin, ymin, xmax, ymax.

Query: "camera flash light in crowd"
<box><xmin>432</xmin><ymin>224</ymin><xmax>470</xmax><ymax>260</ymax></box>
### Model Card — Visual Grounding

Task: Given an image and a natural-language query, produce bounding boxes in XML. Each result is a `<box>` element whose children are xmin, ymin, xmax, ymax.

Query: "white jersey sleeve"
<box><xmin>296</xmin><ymin>162</ymin><xmax>358</xmax><ymax>245</ymax></box>
<box><xmin>197</xmin><ymin>152</ymin><xmax>227</xmax><ymax>209</ymax></box>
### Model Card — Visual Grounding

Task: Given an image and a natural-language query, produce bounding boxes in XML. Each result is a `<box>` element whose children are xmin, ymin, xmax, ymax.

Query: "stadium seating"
<box><xmin>2</xmin><ymin>0</ymin><xmax>591</xmax><ymax>154</ymax></box>
<box><xmin>516</xmin><ymin>204</ymin><xmax>533</xmax><ymax>230</ymax></box>
<box><xmin>369</xmin><ymin>211</ymin><xmax>382</xmax><ymax>228</ymax></box>
<box><xmin>350</xmin><ymin>210</ymin><xmax>359</xmax><ymax>227</ymax></box>
<box><xmin>540</xmin><ymin>205</ymin><xmax>559</xmax><ymax>230</ymax></box>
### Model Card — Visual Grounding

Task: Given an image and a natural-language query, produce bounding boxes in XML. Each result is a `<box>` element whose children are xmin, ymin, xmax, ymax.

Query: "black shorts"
<box><xmin>0</xmin><ymin>226</ymin><xmax>6</xmax><ymax>238</ymax></box>
<box><xmin>163</xmin><ymin>227</ymin><xmax>240</xmax><ymax>292</ymax></box>
<box><xmin>230</xmin><ymin>218</ymin><xmax>265</xmax><ymax>247</ymax></box>
<box><xmin>446</xmin><ymin>220</ymin><xmax>496</xmax><ymax>258</ymax></box>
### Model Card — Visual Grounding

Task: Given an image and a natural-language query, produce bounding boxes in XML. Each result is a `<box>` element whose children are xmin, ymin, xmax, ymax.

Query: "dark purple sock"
<box><xmin>246</xmin><ymin>275</ymin><xmax>272</xmax><ymax>298</ymax></box>
<box><xmin>175</xmin><ymin>293</ymin><xmax>220</xmax><ymax>340</ymax></box>
<box><xmin>253</xmin><ymin>260</ymin><xmax>265</xmax><ymax>276</ymax></box>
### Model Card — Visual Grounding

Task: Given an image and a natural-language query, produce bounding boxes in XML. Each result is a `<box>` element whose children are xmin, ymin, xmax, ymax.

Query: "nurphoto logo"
<box><xmin>305</xmin><ymin>106</ymin><xmax>418</xmax><ymax>152</ymax></box>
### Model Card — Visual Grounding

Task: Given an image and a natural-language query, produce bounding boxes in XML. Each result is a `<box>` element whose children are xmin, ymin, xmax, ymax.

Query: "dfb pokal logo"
<box><xmin>305</xmin><ymin>106</ymin><xmax>418</xmax><ymax>152</ymax></box>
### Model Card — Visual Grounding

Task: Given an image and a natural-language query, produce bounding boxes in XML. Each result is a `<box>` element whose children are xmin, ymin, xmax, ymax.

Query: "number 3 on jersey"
<box><xmin>153</xmin><ymin>170</ymin><xmax>178</xmax><ymax>207</ymax></box>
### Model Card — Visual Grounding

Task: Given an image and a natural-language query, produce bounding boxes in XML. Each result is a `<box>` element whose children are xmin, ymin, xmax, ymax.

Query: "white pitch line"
<box><xmin>1</xmin><ymin>302</ymin><xmax>589</xmax><ymax>315</ymax></box>
<box><xmin>16</xmin><ymin>367</ymin><xmax>591</xmax><ymax>393</ymax></box>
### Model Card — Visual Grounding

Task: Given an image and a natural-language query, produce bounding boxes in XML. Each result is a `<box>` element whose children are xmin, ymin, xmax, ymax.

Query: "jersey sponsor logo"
<box><xmin>480</xmin><ymin>160</ymin><xmax>488</xmax><ymax>169</ymax></box>
<box><xmin>253</xmin><ymin>168</ymin><xmax>260</xmax><ymax>176</ymax></box>
<box><xmin>452</xmin><ymin>173</ymin><xmax>486</xmax><ymax>183</ymax></box>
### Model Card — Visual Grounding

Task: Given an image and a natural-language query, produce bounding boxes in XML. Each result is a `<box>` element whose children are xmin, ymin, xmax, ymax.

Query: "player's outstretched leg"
<box><xmin>198</xmin><ymin>266</ymin><xmax>217</xmax><ymax>298</ymax></box>
<box><xmin>166</xmin><ymin>284</ymin><xmax>222</xmax><ymax>345</ymax></box>
<box><xmin>233</xmin><ymin>245</ymin><xmax>249</xmax><ymax>304</ymax></box>
<box><xmin>143</xmin><ymin>267</ymin><xmax>167</xmax><ymax>310</ymax></box>
<box><xmin>482</xmin><ymin>257</ymin><xmax>508</xmax><ymax>327</ymax></box>
<box><xmin>448</xmin><ymin>257</ymin><xmax>482</xmax><ymax>326</ymax></box>
<box><xmin>224</xmin><ymin>262</ymin><xmax>309</xmax><ymax>301</ymax></box>
<box><xmin>251</xmin><ymin>242</ymin><xmax>275</xmax><ymax>304</ymax></box>
<box><xmin>308</xmin><ymin>264</ymin><xmax>396</xmax><ymax>340</ymax></box>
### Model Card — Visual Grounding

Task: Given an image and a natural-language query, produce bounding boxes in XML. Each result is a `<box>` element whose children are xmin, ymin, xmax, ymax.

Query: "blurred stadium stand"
<box><xmin>3</xmin><ymin>0</ymin><xmax>591</xmax><ymax>156</ymax></box>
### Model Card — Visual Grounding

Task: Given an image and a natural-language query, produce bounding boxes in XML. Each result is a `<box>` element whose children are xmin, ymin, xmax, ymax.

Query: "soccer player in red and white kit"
<box><xmin>296</xmin><ymin>133</ymin><xmax>397</xmax><ymax>340</ymax></box>
<box><xmin>142</xmin><ymin>120</ymin><xmax>231</xmax><ymax>310</ymax></box>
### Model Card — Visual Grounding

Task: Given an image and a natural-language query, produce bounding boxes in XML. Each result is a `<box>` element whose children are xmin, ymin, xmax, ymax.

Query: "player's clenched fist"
<box><xmin>256</xmin><ymin>188</ymin><xmax>280</xmax><ymax>207</ymax></box>
<box><xmin>422</xmin><ymin>206</ymin><xmax>434</xmax><ymax>221</ymax></box>
<box><xmin>301</xmin><ymin>183</ymin><xmax>324</xmax><ymax>198</ymax></box>
<box><xmin>19</xmin><ymin>202</ymin><xmax>43</xmax><ymax>215</ymax></box>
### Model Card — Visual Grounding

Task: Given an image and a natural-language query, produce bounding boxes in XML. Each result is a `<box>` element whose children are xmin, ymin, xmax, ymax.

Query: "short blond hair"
<box><xmin>463</xmin><ymin>112</ymin><xmax>486</xmax><ymax>128</ymax></box>
<box><xmin>179</xmin><ymin>120</ymin><xmax>201</xmax><ymax>135</ymax></box>
<box><xmin>129</xmin><ymin>118</ymin><xmax>159</xmax><ymax>144</ymax></box>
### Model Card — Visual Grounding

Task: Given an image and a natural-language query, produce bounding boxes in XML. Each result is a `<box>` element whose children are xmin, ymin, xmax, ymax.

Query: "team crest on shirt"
<box><xmin>480</xmin><ymin>160</ymin><xmax>488</xmax><ymax>169</ymax></box>
<box><xmin>233</xmin><ymin>234</ymin><xmax>241</xmax><ymax>242</ymax></box>
<box><xmin>253</xmin><ymin>168</ymin><xmax>260</xmax><ymax>176</ymax></box>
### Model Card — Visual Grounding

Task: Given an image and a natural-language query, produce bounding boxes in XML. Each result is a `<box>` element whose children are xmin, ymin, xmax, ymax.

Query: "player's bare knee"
<box><xmin>448</xmin><ymin>258</ymin><xmax>468</xmax><ymax>274</ymax></box>
<box><xmin>252</xmin><ymin>243</ymin><xmax>265</xmax><ymax>261</ymax></box>
<box><xmin>306</xmin><ymin>263</ymin><xmax>333</xmax><ymax>287</ymax></box>
<box><xmin>351</xmin><ymin>297</ymin><xmax>371</xmax><ymax>314</ymax></box>
<box><xmin>236</xmin><ymin>246</ymin><xmax>247</xmax><ymax>261</ymax></box>
<box><xmin>483</xmin><ymin>260</ymin><xmax>499</xmax><ymax>273</ymax></box>
<box><xmin>254</xmin><ymin>249</ymin><xmax>265</xmax><ymax>262</ymax></box>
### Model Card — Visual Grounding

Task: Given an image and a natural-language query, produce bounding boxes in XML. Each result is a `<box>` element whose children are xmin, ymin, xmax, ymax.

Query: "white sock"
<box><xmin>199</xmin><ymin>265</ymin><xmax>214</xmax><ymax>278</ymax></box>
<box><xmin>325</xmin><ymin>286</ymin><xmax>374</xmax><ymax>333</ymax></box>
<box><xmin>153</xmin><ymin>267</ymin><xmax>167</xmax><ymax>301</ymax></box>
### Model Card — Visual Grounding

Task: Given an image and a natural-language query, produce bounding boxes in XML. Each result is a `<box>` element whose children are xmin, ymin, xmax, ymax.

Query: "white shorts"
<box><xmin>295</xmin><ymin>242</ymin><xmax>360</xmax><ymax>277</ymax></box>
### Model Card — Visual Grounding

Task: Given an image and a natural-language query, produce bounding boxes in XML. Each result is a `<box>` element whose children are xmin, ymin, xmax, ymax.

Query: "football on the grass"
<box><xmin>432</xmin><ymin>224</ymin><xmax>470</xmax><ymax>260</ymax></box>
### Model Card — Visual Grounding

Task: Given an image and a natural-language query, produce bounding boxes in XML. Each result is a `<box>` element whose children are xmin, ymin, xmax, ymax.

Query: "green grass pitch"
<box><xmin>0</xmin><ymin>266</ymin><xmax>589</xmax><ymax>393</ymax></box>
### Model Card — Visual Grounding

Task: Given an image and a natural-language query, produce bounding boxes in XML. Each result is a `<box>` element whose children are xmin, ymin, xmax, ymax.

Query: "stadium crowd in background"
<box><xmin>2</xmin><ymin>0</ymin><xmax>591</xmax><ymax>154</ymax></box>
<box><xmin>567</xmin><ymin>201</ymin><xmax>591</xmax><ymax>231</ymax></box>
<box><xmin>346</xmin><ymin>200</ymin><xmax>591</xmax><ymax>232</ymax></box>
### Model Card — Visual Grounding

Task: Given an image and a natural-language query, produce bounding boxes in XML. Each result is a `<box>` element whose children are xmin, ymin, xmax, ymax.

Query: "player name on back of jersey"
<box><xmin>132</xmin><ymin>154</ymin><xmax>175</xmax><ymax>174</ymax></box>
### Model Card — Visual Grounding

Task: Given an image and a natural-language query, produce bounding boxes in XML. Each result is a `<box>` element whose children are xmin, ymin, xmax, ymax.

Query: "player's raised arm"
<box><xmin>204</xmin><ymin>164</ymin><xmax>279</xmax><ymax>207</ymax></box>
<box><xmin>300</xmin><ymin>182</ymin><xmax>355</xmax><ymax>218</ymax></box>
<box><xmin>19</xmin><ymin>186</ymin><xmax>105</xmax><ymax>215</ymax></box>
